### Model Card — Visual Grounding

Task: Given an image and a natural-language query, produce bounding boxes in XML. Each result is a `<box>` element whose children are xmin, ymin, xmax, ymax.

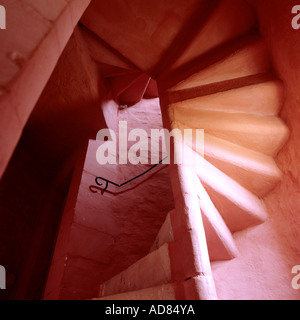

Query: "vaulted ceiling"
<box><xmin>80</xmin><ymin>0</ymin><xmax>202</xmax><ymax>73</ymax></box>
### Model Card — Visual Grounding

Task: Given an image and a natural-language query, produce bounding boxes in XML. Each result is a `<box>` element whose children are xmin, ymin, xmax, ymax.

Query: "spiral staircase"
<box><xmin>77</xmin><ymin>0</ymin><xmax>290</xmax><ymax>300</ymax></box>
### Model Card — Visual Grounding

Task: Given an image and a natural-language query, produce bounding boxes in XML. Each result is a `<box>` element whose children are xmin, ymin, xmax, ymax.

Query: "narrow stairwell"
<box><xmin>91</xmin><ymin>1</ymin><xmax>289</xmax><ymax>300</ymax></box>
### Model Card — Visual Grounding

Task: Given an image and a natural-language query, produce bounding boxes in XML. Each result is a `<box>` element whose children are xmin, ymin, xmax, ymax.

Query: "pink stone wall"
<box><xmin>0</xmin><ymin>140</ymin><xmax>52</xmax><ymax>300</ymax></box>
<box><xmin>211</xmin><ymin>0</ymin><xmax>300</xmax><ymax>300</ymax></box>
<box><xmin>0</xmin><ymin>24</ymin><xmax>107</xmax><ymax>300</ymax></box>
<box><xmin>0</xmin><ymin>0</ymin><xmax>92</xmax><ymax>179</ymax></box>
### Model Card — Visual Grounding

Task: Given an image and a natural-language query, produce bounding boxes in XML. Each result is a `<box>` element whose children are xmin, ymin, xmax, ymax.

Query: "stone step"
<box><xmin>144</xmin><ymin>79</ymin><xmax>159</xmax><ymax>98</ymax></box>
<box><xmin>97</xmin><ymin>63</ymin><xmax>135</xmax><ymax>78</ymax></box>
<box><xmin>170</xmin><ymin>0</ymin><xmax>257</xmax><ymax>71</ymax></box>
<box><xmin>98</xmin><ymin>243</ymin><xmax>172</xmax><ymax>298</ymax></box>
<box><xmin>150</xmin><ymin>210</ymin><xmax>174</xmax><ymax>253</ymax></box>
<box><xmin>171</xmin><ymin>109</ymin><xmax>289</xmax><ymax>156</ymax></box>
<box><xmin>150</xmin><ymin>203</ymin><xmax>237</xmax><ymax>262</ymax></box>
<box><xmin>182</xmin><ymin>131</ymin><xmax>282</xmax><ymax>197</ymax></box>
<box><xmin>81</xmin><ymin>26</ymin><xmax>137</xmax><ymax>71</ymax></box>
<box><xmin>109</xmin><ymin>71</ymin><xmax>142</xmax><ymax>97</ymax></box>
<box><xmin>95</xmin><ymin>283</ymin><xmax>176</xmax><ymax>300</ymax></box>
<box><xmin>170</xmin><ymin>37</ymin><xmax>270</xmax><ymax>92</ymax></box>
<box><xmin>190</xmin><ymin>148</ymin><xmax>268</xmax><ymax>232</ymax></box>
<box><xmin>169</xmin><ymin>80</ymin><xmax>283</xmax><ymax>116</ymax></box>
<box><xmin>196</xmin><ymin>179</ymin><xmax>238</xmax><ymax>261</ymax></box>
<box><xmin>118</xmin><ymin>73</ymin><xmax>150</xmax><ymax>106</ymax></box>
